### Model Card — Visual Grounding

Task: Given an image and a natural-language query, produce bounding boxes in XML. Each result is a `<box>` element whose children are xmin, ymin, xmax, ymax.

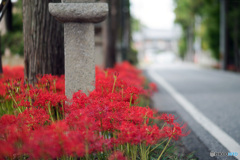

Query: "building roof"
<box><xmin>133</xmin><ymin>27</ymin><xmax>181</xmax><ymax>42</ymax></box>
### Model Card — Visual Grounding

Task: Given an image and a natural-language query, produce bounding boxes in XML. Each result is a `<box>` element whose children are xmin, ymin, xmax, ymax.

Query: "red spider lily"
<box><xmin>0</xmin><ymin>62</ymin><xmax>189</xmax><ymax>159</ymax></box>
<box><xmin>163</xmin><ymin>123</ymin><xmax>190</xmax><ymax>140</ymax></box>
<box><xmin>0</xmin><ymin>115</ymin><xmax>18</xmax><ymax>139</ymax></box>
<box><xmin>108</xmin><ymin>151</ymin><xmax>127</xmax><ymax>160</ymax></box>
<box><xmin>117</xmin><ymin>122</ymin><xmax>165</xmax><ymax>146</ymax></box>
<box><xmin>159</xmin><ymin>113</ymin><xmax>177</xmax><ymax>125</ymax></box>
<box><xmin>17</xmin><ymin>108</ymin><xmax>50</xmax><ymax>130</ymax></box>
<box><xmin>0</xmin><ymin>66</ymin><xmax>24</xmax><ymax>97</ymax></box>
<box><xmin>23</xmin><ymin>123</ymin><xmax>68</xmax><ymax>159</ymax></box>
<box><xmin>0</xmin><ymin>124</ymin><xmax>29</xmax><ymax>159</ymax></box>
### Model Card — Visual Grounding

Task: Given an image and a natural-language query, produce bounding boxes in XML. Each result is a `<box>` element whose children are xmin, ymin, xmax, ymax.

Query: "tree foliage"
<box><xmin>2</xmin><ymin>0</ymin><xmax>23</xmax><ymax>56</ymax></box>
<box><xmin>227</xmin><ymin>0</ymin><xmax>240</xmax><ymax>69</ymax></box>
<box><xmin>174</xmin><ymin>0</ymin><xmax>220</xmax><ymax>60</ymax></box>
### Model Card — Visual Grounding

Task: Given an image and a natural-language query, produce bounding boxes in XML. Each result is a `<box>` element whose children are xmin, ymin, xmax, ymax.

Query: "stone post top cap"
<box><xmin>49</xmin><ymin>3</ymin><xmax>108</xmax><ymax>23</ymax></box>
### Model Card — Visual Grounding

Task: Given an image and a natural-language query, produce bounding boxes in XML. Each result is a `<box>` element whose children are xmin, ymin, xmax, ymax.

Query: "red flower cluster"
<box><xmin>0</xmin><ymin>62</ymin><xmax>189</xmax><ymax>159</ymax></box>
<box><xmin>0</xmin><ymin>66</ymin><xmax>24</xmax><ymax>96</ymax></box>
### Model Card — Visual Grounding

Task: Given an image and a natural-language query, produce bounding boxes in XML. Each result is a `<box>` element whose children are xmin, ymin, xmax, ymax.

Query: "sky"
<box><xmin>1</xmin><ymin>0</ymin><xmax>175</xmax><ymax>30</ymax></box>
<box><xmin>130</xmin><ymin>0</ymin><xmax>175</xmax><ymax>30</ymax></box>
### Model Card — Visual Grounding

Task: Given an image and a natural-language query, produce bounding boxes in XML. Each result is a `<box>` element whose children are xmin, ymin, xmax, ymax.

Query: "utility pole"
<box><xmin>220</xmin><ymin>0</ymin><xmax>228</xmax><ymax>70</ymax></box>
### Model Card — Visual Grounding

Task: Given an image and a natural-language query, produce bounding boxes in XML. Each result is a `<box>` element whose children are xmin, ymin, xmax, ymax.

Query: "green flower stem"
<box><xmin>61</xmin><ymin>101</ymin><xmax>65</xmax><ymax>119</ymax></box>
<box><xmin>149</xmin><ymin>138</ymin><xmax>168</xmax><ymax>153</ymax></box>
<box><xmin>112</xmin><ymin>76</ymin><xmax>117</xmax><ymax>93</ymax></box>
<box><xmin>161</xmin><ymin>122</ymin><xmax>166</xmax><ymax>129</ymax></box>
<box><xmin>127</xmin><ymin>143</ymin><xmax>130</xmax><ymax>155</ymax></box>
<box><xmin>9</xmin><ymin>92</ymin><xmax>22</xmax><ymax>113</ymax></box>
<box><xmin>56</xmin><ymin>107</ymin><xmax>60</xmax><ymax>120</ymax></box>
<box><xmin>157</xmin><ymin>137</ymin><xmax>172</xmax><ymax>160</ymax></box>
<box><xmin>48</xmin><ymin>103</ymin><xmax>54</xmax><ymax>122</ymax></box>
<box><xmin>140</xmin><ymin>143</ymin><xmax>147</xmax><ymax>160</ymax></box>
<box><xmin>53</xmin><ymin>80</ymin><xmax>57</xmax><ymax>93</ymax></box>
<box><xmin>131</xmin><ymin>145</ymin><xmax>137</xmax><ymax>160</ymax></box>
<box><xmin>122</xmin><ymin>88</ymin><xmax>124</xmax><ymax>101</ymax></box>
<box><xmin>129</xmin><ymin>93</ymin><xmax>133</xmax><ymax>108</ymax></box>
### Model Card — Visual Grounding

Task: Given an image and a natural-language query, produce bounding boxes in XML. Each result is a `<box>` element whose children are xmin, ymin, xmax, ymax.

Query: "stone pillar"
<box><xmin>49</xmin><ymin>2</ymin><xmax>108</xmax><ymax>98</ymax></box>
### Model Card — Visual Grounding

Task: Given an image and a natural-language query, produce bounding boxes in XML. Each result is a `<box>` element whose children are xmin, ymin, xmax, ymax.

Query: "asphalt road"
<box><xmin>145</xmin><ymin>63</ymin><xmax>240</xmax><ymax>160</ymax></box>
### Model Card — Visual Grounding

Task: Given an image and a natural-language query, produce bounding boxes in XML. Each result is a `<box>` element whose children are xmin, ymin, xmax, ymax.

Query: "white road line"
<box><xmin>148</xmin><ymin>70</ymin><xmax>240</xmax><ymax>160</ymax></box>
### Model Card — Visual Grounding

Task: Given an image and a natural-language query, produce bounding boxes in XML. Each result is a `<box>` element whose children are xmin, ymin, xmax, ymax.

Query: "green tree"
<box><xmin>174</xmin><ymin>0</ymin><xmax>220</xmax><ymax>60</ymax></box>
<box><xmin>2</xmin><ymin>0</ymin><xmax>23</xmax><ymax>56</ymax></box>
<box><xmin>174</xmin><ymin>0</ymin><xmax>198</xmax><ymax>60</ymax></box>
<box><xmin>227</xmin><ymin>0</ymin><xmax>240</xmax><ymax>70</ymax></box>
<box><xmin>198</xmin><ymin>0</ymin><xmax>220</xmax><ymax>60</ymax></box>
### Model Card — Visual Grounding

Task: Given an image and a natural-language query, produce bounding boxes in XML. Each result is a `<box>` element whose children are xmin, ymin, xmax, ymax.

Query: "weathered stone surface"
<box><xmin>64</xmin><ymin>23</ymin><xmax>95</xmax><ymax>97</ymax></box>
<box><xmin>49</xmin><ymin>1</ymin><xmax>108</xmax><ymax>97</ymax></box>
<box><xmin>49</xmin><ymin>3</ymin><xmax>108</xmax><ymax>23</ymax></box>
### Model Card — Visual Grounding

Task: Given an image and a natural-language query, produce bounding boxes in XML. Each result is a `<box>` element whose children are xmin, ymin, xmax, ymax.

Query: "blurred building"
<box><xmin>133</xmin><ymin>27</ymin><xmax>181</xmax><ymax>63</ymax></box>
